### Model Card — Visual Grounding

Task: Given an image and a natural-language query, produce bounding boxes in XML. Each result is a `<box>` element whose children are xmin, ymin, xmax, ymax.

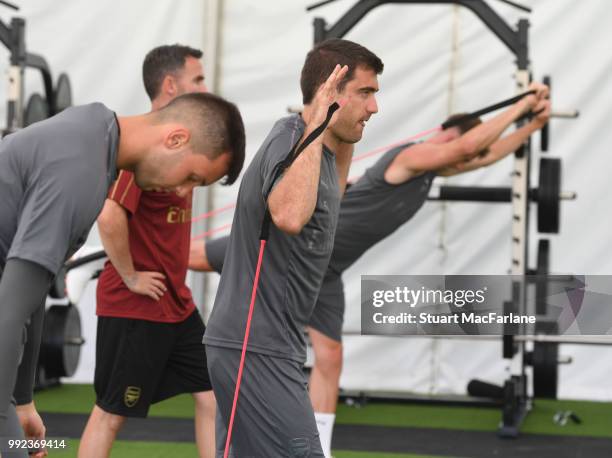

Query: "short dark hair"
<box><xmin>300</xmin><ymin>39</ymin><xmax>384</xmax><ymax>104</ymax></box>
<box><xmin>156</xmin><ymin>93</ymin><xmax>246</xmax><ymax>185</ymax></box>
<box><xmin>443</xmin><ymin>113</ymin><xmax>482</xmax><ymax>135</ymax></box>
<box><xmin>143</xmin><ymin>44</ymin><xmax>203</xmax><ymax>101</ymax></box>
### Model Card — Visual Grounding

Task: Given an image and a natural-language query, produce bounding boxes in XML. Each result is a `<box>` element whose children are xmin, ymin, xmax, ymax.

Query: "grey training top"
<box><xmin>204</xmin><ymin>114</ymin><xmax>340</xmax><ymax>363</ymax></box>
<box><xmin>0</xmin><ymin>103</ymin><xmax>119</xmax><ymax>273</ymax></box>
<box><xmin>204</xmin><ymin>144</ymin><xmax>436</xmax><ymax>278</ymax></box>
<box><xmin>328</xmin><ymin>143</ymin><xmax>436</xmax><ymax>274</ymax></box>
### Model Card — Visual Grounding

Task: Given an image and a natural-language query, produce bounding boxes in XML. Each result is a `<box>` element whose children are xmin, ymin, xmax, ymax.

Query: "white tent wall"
<box><xmin>0</xmin><ymin>0</ymin><xmax>209</xmax><ymax>383</ymax></box>
<box><xmin>210</xmin><ymin>0</ymin><xmax>612</xmax><ymax>400</ymax></box>
<box><xmin>3</xmin><ymin>1</ymin><xmax>611</xmax><ymax>400</ymax></box>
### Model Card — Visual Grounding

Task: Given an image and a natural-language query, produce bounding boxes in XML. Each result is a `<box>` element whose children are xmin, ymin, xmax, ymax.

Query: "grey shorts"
<box><xmin>206</xmin><ymin>345</ymin><xmax>324</xmax><ymax>458</ymax></box>
<box><xmin>308</xmin><ymin>271</ymin><xmax>345</xmax><ymax>342</ymax></box>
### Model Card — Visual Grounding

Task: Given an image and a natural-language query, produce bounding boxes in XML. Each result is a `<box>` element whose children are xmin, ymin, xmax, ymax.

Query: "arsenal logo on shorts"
<box><xmin>124</xmin><ymin>386</ymin><xmax>141</xmax><ymax>407</ymax></box>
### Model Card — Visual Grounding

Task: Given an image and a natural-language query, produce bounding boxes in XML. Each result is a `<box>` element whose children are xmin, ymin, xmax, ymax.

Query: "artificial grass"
<box><xmin>34</xmin><ymin>383</ymin><xmax>196</xmax><ymax>418</ymax></box>
<box><xmin>34</xmin><ymin>384</ymin><xmax>95</xmax><ymax>415</ymax></box>
<box><xmin>335</xmin><ymin>399</ymin><xmax>612</xmax><ymax>438</ymax></box>
<box><xmin>40</xmin><ymin>439</ymin><xmax>199</xmax><ymax>457</ymax></box>
<box><xmin>34</xmin><ymin>384</ymin><xmax>612</xmax><ymax>439</ymax></box>
<box><xmin>44</xmin><ymin>439</ymin><xmax>448</xmax><ymax>458</ymax></box>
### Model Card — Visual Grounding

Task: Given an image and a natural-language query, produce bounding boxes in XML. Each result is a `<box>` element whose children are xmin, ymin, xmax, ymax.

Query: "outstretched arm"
<box><xmin>189</xmin><ymin>236</ymin><xmax>228</xmax><ymax>274</ymax></box>
<box><xmin>439</xmin><ymin>99</ymin><xmax>551</xmax><ymax>176</ymax></box>
<box><xmin>386</xmin><ymin>82</ymin><xmax>548</xmax><ymax>183</ymax></box>
<box><xmin>188</xmin><ymin>240</ymin><xmax>210</xmax><ymax>271</ymax></box>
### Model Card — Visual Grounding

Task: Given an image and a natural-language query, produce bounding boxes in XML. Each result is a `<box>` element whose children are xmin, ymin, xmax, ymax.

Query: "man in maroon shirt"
<box><xmin>79</xmin><ymin>45</ymin><xmax>217</xmax><ymax>458</ymax></box>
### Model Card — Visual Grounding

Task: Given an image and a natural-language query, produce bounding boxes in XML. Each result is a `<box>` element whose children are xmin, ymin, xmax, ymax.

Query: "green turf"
<box><xmin>335</xmin><ymin>399</ymin><xmax>612</xmax><ymax>438</ymax></box>
<box><xmin>34</xmin><ymin>384</ymin><xmax>197</xmax><ymax>418</ymax></box>
<box><xmin>44</xmin><ymin>439</ymin><xmax>449</xmax><ymax>458</ymax></box>
<box><xmin>41</xmin><ymin>439</ymin><xmax>199</xmax><ymax>457</ymax></box>
<box><xmin>34</xmin><ymin>384</ymin><xmax>612</xmax><ymax>439</ymax></box>
<box><xmin>34</xmin><ymin>384</ymin><xmax>95</xmax><ymax>415</ymax></box>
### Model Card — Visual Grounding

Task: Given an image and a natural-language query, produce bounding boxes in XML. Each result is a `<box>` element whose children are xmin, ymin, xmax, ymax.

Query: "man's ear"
<box><xmin>161</xmin><ymin>75</ymin><xmax>177</xmax><ymax>98</ymax></box>
<box><xmin>165</xmin><ymin>128</ymin><xmax>190</xmax><ymax>150</ymax></box>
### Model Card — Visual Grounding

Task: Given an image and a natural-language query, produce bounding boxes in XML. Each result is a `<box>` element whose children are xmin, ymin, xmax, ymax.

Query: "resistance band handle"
<box><xmin>259</xmin><ymin>102</ymin><xmax>340</xmax><ymax>241</ymax></box>
<box><xmin>441</xmin><ymin>90</ymin><xmax>536</xmax><ymax>130</ymax></box>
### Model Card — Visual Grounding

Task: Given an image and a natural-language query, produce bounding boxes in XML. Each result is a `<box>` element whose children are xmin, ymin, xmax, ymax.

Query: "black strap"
<box><xmin>441</xmin><ymin>90</ymin><xmax>536</xmax><ymax>130</ymax></box>
<box><xmin>260</xmin><ymin>102</ymin><xmax>340</xmax><ymax>240</ymax></box>
<box><xmin>516</xmin><ymin>107</ymin><xmax>545</xmax><ymax>124</ymax></box>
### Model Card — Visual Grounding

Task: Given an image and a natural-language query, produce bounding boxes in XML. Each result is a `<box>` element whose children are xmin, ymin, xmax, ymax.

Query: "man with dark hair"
<box><xmin>300</xmin><ymin>39</ymin><xmax>384</xmax><ymax>106</ymax></box>
<box><xmin>191</xmin><ymin>83</ymin><xmax>550</xmax><ymax>457</ymax></box>
<box><xmin>142</xmin><ymin>44</ymin><xmax>204</xmax><ymax>101</ymax></box>
<box><xmin>78</xmin><ymin>45</ymin><xmax>227</xmax><ymax>458</ymax></box>
<box><xmin>203</xmin><ymin>39</ymin><xmax>382</xmax><ymax>457</ymax></box>
<box><xmin>0</xmin><ymin>46</ymin><xmax>245</xmax><ymax>457</ymax></box>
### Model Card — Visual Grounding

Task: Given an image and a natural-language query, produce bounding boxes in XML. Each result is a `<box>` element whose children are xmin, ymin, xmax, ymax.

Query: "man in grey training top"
<box><xmin>0</xmin><ymin>92</ymin><xmax>245</xmax><ymax>457</ymax></box>
<box><xmin>203</xmin><ymin>39</ymin><xmax>383</xmax><ymax>457</ymax></box>
<box><xmin>191</xmin><ymin>82</ymin><xmax>550</xmax><ymax>457</ymax></box>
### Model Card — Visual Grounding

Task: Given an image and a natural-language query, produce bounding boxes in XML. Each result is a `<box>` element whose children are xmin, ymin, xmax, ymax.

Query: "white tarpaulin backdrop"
<box><xmin>3</xmin><ymin>0</ymin><xmax>611</xmax><ymax>401</ymax></box>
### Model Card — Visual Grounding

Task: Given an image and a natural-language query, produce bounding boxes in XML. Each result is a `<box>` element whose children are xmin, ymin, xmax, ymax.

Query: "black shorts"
<box><xmin>94</xmin><ymin>309</ymin><xmax>212</xmax><ymax>418</ymax></box>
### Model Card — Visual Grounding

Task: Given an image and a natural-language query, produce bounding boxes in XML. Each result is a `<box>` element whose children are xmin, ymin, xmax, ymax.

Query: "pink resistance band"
<box><xmin>190</xmin><ymin>89</ymin><xmax>537</xmax><ymax>238</ymax></box>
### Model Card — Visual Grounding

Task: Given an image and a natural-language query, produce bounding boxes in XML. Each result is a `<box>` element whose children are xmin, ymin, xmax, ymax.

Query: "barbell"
<box><xmin>428</xmin><ymin>157</ymin><xmax>575</xmax><ymax>234</ymax></box>
<box><xmin>540</xmin><ymin>75</ymin><xmax>580</xmax><ymax>152</ymax></box>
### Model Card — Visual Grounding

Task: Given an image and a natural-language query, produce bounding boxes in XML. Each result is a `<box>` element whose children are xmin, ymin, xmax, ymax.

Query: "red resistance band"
<box><xmin>223</xmin><ymin>102</ymin><xmax>340</xmax><ymax>457</ymax></box>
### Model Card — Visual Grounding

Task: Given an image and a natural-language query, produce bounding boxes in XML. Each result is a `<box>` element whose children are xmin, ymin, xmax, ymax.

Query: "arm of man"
<box><xmin>387</xmin><ymin>82</ymin><xmax>548</xmax><ymax>182</ymax></box>
<box><xmin>97</xmin><ymin>198</ymin><xmax>167</xmax><ymax>301</ymax></box>
<box><xmin>14</xmin><ymin>305</ymin><xmax>47</xmax><ymax>458</ymax></box>
<box><xmin>268</xmin><ymin>64</ymin><xmax>348</xmax><ymax>235</ymax></box>
<box><xmin>0</xmin><ymin>259</ymin><xmax>52</xmax><ymax>458</ymax></box>
<box><xmin>13</xmin><ymin>304</ymin><xmax>44</xmax><ymax>405</ymax></box>
<box><xmin>267</xmin><ymin>136</ymin><xmax>325</xmax><ymax>235</ymax></box>
<box><xmin>188</xmin><ymin>240</ymin><xmax>209</xmax><ymax>271</ymax></box>
<box><xmin>438</xmin><ymin>99</ymin><xmax>551</xmax><ymax>176</ymax></box>
<box><xmin>188</xmin><ymin>236</ymin><xmax>228</xmax><ymax>273</ymax></box>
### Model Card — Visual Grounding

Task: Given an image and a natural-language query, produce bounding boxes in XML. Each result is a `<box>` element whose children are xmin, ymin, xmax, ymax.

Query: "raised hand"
<box><xmin>305</xmin><ymin>64</ymin><xmax>349</xmax><ymax>131</ymax></box>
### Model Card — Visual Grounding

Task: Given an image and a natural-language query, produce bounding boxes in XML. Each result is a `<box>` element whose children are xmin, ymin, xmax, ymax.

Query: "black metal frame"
<box><xmin>314</xmin><ymin>0</ymin><xmax>526</xmax><ymax>59</ymax></box>
<box><xmin>0</xmin><ymin>16</ymin><xmax>55</xmax><ymax>130</ymax></box>
<box><xmin>312</xmin><ymin>0</ymin><xmax>534</xmax><ymax>438</ymax></box>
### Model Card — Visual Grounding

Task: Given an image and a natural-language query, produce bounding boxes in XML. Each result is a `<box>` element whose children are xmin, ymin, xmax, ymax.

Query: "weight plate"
<box><xmin>532</xmin><ymin>341</ymin><xmax>558</xmax><ymax>399</ymax></box>
<box><xmin>40</xmin><ymin>305</ymin><xmax>84</xmax><ymax>378</ymax></box>
<box><xmin>535</xmin><ymin>238</ymin><xmax>550</xmax><ymax>315</ymax></box>
<box><xmin>537</xmin><ymin>157</ymin><xmax>561</xmax><ymax>233</ymax></box>
<box><xmin>24</xmin><ymin>93</ymin><xmax>49</xmax><ymax>126</ymax></box>
<box><xmin>54</xmin><ymin>73</ymin><xmax>72</xmax><ymax>114</ymax></box>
